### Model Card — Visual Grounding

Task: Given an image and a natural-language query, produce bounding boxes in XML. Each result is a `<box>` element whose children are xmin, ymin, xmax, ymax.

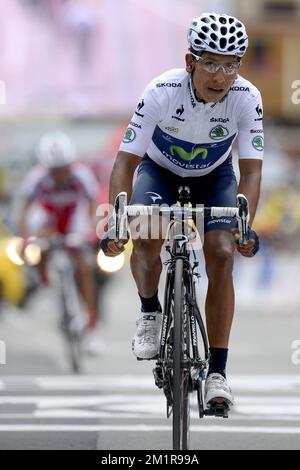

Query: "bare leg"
<box><xmin>203</xmin><ymin>230</ymin><xmax>235</xmax><ymax>348</ymax></box>
<box><xmin>130</xmin><ymin>238</ymin><xmax>164</xmax><ymax>298</ymax></box>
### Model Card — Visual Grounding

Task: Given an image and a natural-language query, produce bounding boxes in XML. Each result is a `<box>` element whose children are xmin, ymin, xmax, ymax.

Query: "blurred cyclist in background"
<box><xmin>17</xmin><ymin>131</ymin><xmax>102</xmax><ymax>355</ymax></box>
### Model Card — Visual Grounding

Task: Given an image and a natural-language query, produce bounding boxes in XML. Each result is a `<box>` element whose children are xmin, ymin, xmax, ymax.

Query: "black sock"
<box><xmin>208</xmin><ymin>348</ymin><xmax>228</xmax><ymax>379</ymax></box>
<box><xmin>139</xmin><ymin>291</ymin><xmax>162</xmax><ymax>313</ymax></box>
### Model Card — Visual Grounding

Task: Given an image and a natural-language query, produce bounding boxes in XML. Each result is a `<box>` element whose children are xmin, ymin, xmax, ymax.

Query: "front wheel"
<box><xmin>172</xmin><ymin>258</ymin><xmax>190</xmax><ymax>450</ymax></box>
<box><xmin>60</xmin><ymin>276</ymin><xmax>85</xmax><ymax>374</ymax></box>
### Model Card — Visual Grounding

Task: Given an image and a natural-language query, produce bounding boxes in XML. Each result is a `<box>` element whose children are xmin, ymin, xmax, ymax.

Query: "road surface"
<box><xmin>0</xmin><ymin>262</ymin><xmax>300</xmax><ymax>450</ymax></box>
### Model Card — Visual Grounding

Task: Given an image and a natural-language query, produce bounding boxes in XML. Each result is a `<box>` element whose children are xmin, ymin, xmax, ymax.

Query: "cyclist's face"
<box><xmin>186</xmin><ymin>52</ymin><xmax>238</xmax><ymax>103</ymax></box>
<box><xmin>50</xmin><ymin>166</ymin><xmax>71</xmax><ymax>186</ymax></box>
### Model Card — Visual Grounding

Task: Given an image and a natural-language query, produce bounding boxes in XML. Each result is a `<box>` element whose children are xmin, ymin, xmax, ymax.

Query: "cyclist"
<box><xmin>18</xmin><ymin>132</ymin><xmax>102</xmax><ymax>355</ymax></box>
<box><xmin>101</xmin><ymin>13</ymin><xmax>263</xmax><ymax>409</ymax></box>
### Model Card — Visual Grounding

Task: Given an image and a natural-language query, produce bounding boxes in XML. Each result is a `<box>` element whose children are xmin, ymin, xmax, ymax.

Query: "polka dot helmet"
<box><xmin>187</xmin><ymin>12</ymin><xmax>248</xmax><ymax>58</ymax></box>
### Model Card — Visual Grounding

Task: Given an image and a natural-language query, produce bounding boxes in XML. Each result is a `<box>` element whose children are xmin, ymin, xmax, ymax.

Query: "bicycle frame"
<box><xmin>156</xmin><ymin>203</ymin><xmax>211</xmax><ymax>450</ymax></box>
<box><xmin>157</xmin><ymin>232</ymin><xmax>208</xmax><ymax>393</ymax></box>
<box><xmin>113</xmin><ymin>186</ymin><xmax>249</xmax><ymax>449</ymax></box>
<box><xmin>27</xmin><ymin>235</ymin><xmax>87</xmax><ymax>373</ymax></box>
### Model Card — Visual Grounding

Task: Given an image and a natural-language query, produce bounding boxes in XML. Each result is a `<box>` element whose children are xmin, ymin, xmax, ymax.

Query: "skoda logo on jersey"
<box><xmin>122</xmin><ymin>127</ymin><xmax>136</xmax><ymax>144</ymax></box>
<box><xmin>210</xmin><ymin>126</ymin><xmax>229</xmax><ymax>140</ymax></box>
<box><xmin>210</xmin><ymin>117</ymin><xmax>230</xmax><ymax>123</ymax></box>
<box><xmin>169</xmin><ymin>145</ymin><xmax>208</xmax><ymax>161</ymax></box>
<box><xmin>230</xmin><ymin>86</ymin><xmax>250</xmax><ymax>92</ymax></box>
<box><xmin>252</xmin><ymin>136</ymin><xmax>264</xmax><ymax>151</ymax></box>
<box><xmin>156</xmin><ymin>83</ymin><xmax>182</xmax><ymax>88</ymax></box>
<box><xmin>188</xmin><ymin>81</ymin><xmax>196</xmax><ymax>108</ymax></box>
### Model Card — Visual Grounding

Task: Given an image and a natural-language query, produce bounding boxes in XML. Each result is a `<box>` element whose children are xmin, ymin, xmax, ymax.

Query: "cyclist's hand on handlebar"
<box><xmin>231</xmin><ymin>227</ymin><xmax>260</xmax><ymax>257</ymax></box>
<box><xmin>99</xmin><ymin>216</ymin><xmax>129</xmax><ymax>257</ymax></box>
<box><xmin>100</xmin><ymin>235</ymin><xmax>127</xmax><ymax>257</ymax></box>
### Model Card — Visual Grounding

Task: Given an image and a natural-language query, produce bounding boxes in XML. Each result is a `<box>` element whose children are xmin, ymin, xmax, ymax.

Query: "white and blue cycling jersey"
<box><xmin>119</xmin><ymin>68</ymin><xmax>264</xmax><ymax>177</ymax></box>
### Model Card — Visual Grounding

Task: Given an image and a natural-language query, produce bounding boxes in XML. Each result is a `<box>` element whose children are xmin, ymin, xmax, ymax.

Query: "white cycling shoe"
<box><xmin>204</xmin><ymin>373</ymin><xmax>234</xmax><ymax>408</ymax></box>
<box><xmin>132</xmin><ymin>311</ymin><xmax>162</xmax><ymax>359</ymax></box>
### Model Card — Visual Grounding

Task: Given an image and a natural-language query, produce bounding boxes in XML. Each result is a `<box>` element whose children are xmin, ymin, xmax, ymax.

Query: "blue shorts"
<box><xmin>130</xmin><ymin>154</ymin><xmax>238</xmax><ymax>234</ymax></box>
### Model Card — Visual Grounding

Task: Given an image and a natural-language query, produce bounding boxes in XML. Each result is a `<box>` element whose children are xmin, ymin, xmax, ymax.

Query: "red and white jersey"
<box><xmin>20</xmin><ymin>163</ymin><xmax>98</xmax><ymax>233</ymax></box>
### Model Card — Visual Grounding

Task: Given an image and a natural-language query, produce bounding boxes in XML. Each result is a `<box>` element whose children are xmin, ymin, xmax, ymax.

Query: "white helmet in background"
<box><xmin>38</xmin><ymin>132</ymin><xmax>76</xmax><ymax>168</ymax></box>
<box><xmin>187</xmin><ymin>13</ymin><xmax>248</xmax><ymax>58</ymax></box>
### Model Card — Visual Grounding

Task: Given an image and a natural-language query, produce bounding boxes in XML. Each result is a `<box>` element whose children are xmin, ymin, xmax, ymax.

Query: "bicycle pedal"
<box><xmin>137</xmin><ymin>355</ymin><xmax>158</xmax><ymax>361</ymax></box>
<box><xmin>207</xmin><ymin>398</ymin><xmax>230</xmax><ymax>418</ymax></box>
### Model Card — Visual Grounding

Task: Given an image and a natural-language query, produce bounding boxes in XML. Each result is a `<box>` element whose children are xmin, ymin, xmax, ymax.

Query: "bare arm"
<box><xmin>101</xmin><ymin>151</ymin><xmax>141</xmax><ymax>256</ymax></box>
<box><xmin>17</xmin><ymin>199</ymin><xmax>32</xmax><ymax>239</ymax></box>
<box><xmin>238</xmin><ymin>159</ymin><xmax>262</xmax><ymax>227</ymax></box>
<box><xmin>232</xmin><ymin>158</ymin><xmax>262</xmax><ymax>257</ymax></box>
<box><xmin>109</xmin><ymin>151</ymin><xmax>141</xmax><ymax>208</ymax></box>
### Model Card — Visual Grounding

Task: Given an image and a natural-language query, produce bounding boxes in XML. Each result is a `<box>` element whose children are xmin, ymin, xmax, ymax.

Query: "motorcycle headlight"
<box><xmin>6</xmin><ymin>237</ymin><xmax>42</xmax><ymax>266</ymax></box>
<box><xmin>6</xmin><ymin>237</ymin><xmax>25</xmax><ymax>266</ymax></box>
<box><xmin>97</xmin><ymin>250</ymin><xmax>125</xmax><ymax>273</ymax></box>
<box><xmin>23</xmin><ymin>239</ymin><xmax>42</xmax><ymax>266</ymax></box>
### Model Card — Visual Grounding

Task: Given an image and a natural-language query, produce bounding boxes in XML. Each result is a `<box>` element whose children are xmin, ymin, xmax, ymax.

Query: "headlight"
<box><xmin>6</xmin><ymin>237</ymin><xmax>25</xmax><ymax>266</ymax></box>
<box><xmin>6</xmin><ymin>237</ymin><xmax>42</xmax><ymax>266</ymax></box>
<box><xmin>97</xmin><ymin>250</ymin><xmax>125</xmax><ymax>273</ymax></box>
<box><xmin>23</xmin><ymin>239</ymin><xmax>42</xmax><ymax>266</ymax></box>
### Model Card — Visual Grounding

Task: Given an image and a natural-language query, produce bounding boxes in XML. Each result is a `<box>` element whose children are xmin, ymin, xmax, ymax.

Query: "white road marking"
<box><xmin>0</xmin><ymin>410</ymin><xmax>299</xmax><ymax>423</ymax></box>
<box><xmin>1</xmin><ymin>375</ymin><xmax>300</xmax><ymax>392</ymax></box>
<box><xmin>1</xmin><ymin>394</ymin><xmax>300</xmax><ymax>405</ymax></box>
<box><xmin>1</xmin><ymin>393</ymin><xmax>300</xmax><ymax>419</ymax></box>
<box><xmin>0</xmin><ymin>395</ymin><xmax>134</xmax><ymax>407</ymax></box>
<box><xmin>36</xmin><ymin>376</ymin><xmax>155</xmax><ymax>391</ymax></box>
<box><xmin>35</xmin><ymin>375</ymin><xmax>300</xmax><ymax>392</ymax></box>
<box><xmin>0</xmin><ymin>424</ymin><xmax>300</xmax><ymax>434</ymax></box>
<box><xmin>1</xmin><ymin>375</ymin><xmax>300</xmax><ymax>435</ymax></box>
<box><xmin>32</xmin><ymin>410</ymin><xmax>300</xmax><ymax>422</ymax></box>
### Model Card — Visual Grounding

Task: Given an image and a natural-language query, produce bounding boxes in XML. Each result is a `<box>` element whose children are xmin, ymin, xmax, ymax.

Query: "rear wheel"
<box><xmin>172</xmin><ymin>258</ymin><xmax>190</xmax><ymax>450</ymax></box>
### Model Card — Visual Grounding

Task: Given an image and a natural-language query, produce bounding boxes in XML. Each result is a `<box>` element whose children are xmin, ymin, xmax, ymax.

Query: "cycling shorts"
<box><xmin>130</xmin><ymin>154</ymin><xmax>237</xmax><ymax>234</ymax></box>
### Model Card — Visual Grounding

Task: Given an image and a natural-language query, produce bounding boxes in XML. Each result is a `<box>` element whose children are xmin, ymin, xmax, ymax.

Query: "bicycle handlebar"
<box><xmin>125</xmin><ymin>205</ymin><xmax>239</xmax><ymax>218</ymax></box>
<box><xmin>113</xmin><ymin>190</ymin><xmax>250</xmax><ymax>246</ymax></box>
<box><xmin>25</xmin><ymin>233</ymin><xmax>88</xmax><ymax>253</ymax></box>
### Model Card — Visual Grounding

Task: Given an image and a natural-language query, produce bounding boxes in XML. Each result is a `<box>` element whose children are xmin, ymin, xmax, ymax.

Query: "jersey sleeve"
<box><xmin>237</xmin><ymin>91</ymin><xmax>264</xmax><ymax>160</ymax></box>
<box><xmin>119</xmin><ymin>81</ymin><xmax>168</xmax><ymax>157</ymax></box>
<box><xmin>74</xmin><ymin>164</ymin><xmax>99</xmax><ymax>201</ymax></box>
<box><xmin>18</xmin><ymin>167</ymin><xmax>46</xmax><ymax>202</ymax></box>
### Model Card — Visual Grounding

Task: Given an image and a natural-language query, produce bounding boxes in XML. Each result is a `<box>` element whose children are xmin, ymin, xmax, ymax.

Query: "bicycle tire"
<box><xmin>60</xmin><ymin>284</ymin><xmax>83</xmax><ymax>374</ymax></box>
<box><xmin>172</xmin><ymin>258</ymin><xmax>190</xmax><ymax>450</ymax></box>
<box><xmin>69</xmin><ymin>335</ymin><xmax>82</xmax><ymax>374</ymax></box>
<box><xmin>194</xmin><ymin>301</ymin><xmax>209</xmax><ymax>361</ymax></box>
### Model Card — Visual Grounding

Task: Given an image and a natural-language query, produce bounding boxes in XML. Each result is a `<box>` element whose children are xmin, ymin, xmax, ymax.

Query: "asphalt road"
<box><xmin>1</xmin><ymin>261</ymin><xmax>300</xmax><ymax>450</ymax></box>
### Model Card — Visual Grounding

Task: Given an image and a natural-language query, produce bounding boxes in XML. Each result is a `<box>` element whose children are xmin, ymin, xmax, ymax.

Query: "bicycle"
<box><xmin>25</xmin><ymin>234</ymin><xmax>89</xmax><ymax>373</ymax></box>
<box><xmin>113</xmin><ymin>186</ymin><xmax>249</xmax><ymax>450</ymax></box>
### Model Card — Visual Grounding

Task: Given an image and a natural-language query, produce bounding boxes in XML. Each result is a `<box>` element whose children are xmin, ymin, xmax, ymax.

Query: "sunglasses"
<box><xmin>191</xmin><ymin>52</ymin><xmax>241</xmax><ymax>75</ymax></box>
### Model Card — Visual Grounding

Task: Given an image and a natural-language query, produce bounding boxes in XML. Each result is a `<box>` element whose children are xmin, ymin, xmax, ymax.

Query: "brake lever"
<box><xmin>114</xmin><ymin>192</ymin><xmax>128</xmax><ymax>243</ymax></box>
<box><xmin>236</xmin><ymin>193</ymin><xmax>249</xmax><ymax>246</ymax></box>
